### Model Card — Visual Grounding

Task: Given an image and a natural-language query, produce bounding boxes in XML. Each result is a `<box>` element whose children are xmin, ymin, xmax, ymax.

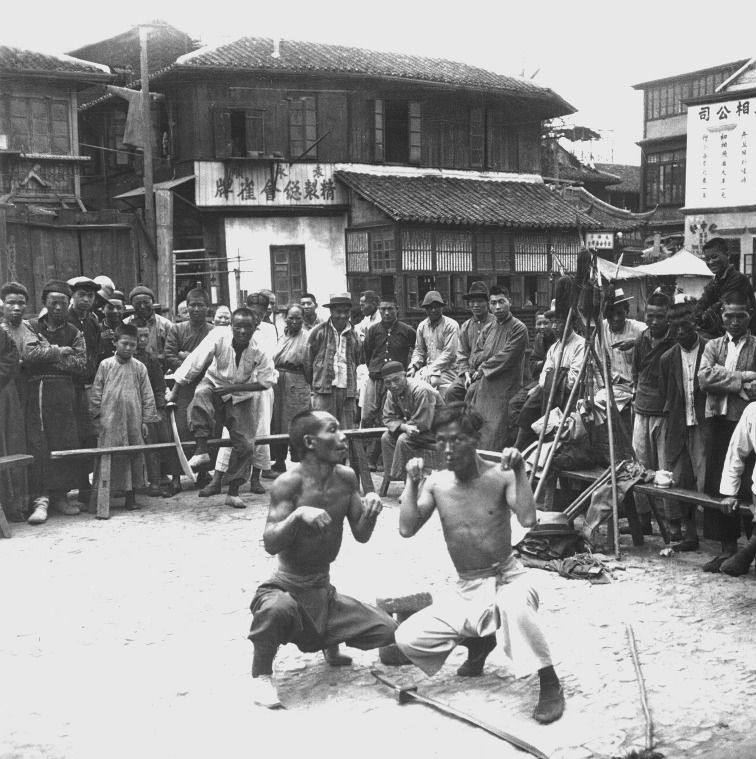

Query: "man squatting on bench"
<box><xmin>395</xmin><ymin>401</ymin><xmax>565</xmax><ymax>724</ymax></box>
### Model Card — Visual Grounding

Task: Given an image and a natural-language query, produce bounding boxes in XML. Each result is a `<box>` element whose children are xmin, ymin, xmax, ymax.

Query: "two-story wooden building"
<box><xmin>81</xmin><ymin>36</ymin><xmax>618</xmax><ymax>319</ymax></box>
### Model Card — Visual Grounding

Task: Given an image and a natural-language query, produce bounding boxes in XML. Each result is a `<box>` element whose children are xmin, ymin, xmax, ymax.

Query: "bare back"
<box><xmin>265</xmin><ymin>463</ymin><xmax>358</xmax><ymax>575</ymax></box>
<box><xmin>424</xmin><ymin>460</ymin><xmax>515</xmax><ymax>573</ymax></box>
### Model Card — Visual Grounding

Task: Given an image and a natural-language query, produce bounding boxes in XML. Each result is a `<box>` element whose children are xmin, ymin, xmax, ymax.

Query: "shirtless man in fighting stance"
<box><xmin>248</xmin><ymin>410</ymin><xmax>397</xmax><ymax>707</ymax></box>
<box><xmin>396</xmin><ymin>402</ymin><xmax>565</xmax><ymax>724</ymax></box>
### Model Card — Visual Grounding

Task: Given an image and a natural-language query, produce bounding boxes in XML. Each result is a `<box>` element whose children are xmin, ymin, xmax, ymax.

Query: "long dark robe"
<box><xmin>466</xmin><ymin>314</ymin><xmax>529</xmax><ymax>450</ymax></box>
<box><xmin>0</xmin><ymin>328</ymin><xmax>26</xmax><ymax>520</ymax></box>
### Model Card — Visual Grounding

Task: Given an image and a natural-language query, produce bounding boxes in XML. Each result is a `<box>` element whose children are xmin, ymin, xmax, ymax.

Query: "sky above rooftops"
<box><xmin>3</xmin><ymin>0</ymin><xmax>754</xmax><ymax>165</ymax></box>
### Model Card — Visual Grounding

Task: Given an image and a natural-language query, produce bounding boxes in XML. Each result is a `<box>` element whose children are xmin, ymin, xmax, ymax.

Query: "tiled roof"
<box><xmin>174</xmin><ymin>37</ymin><xmax>573</xmax><ymax>111</ymax></box>
<box><xmin>335</xmin><ymin>170</ymin><xmax>600</xmax><ymax>229</ymax></box>
<box><xmin>542</xmin><ymin>141</ymin><xmax>620</xmax><ymax>185</ymax></box>
<box><xmin>595</xmin><ymin>163</ymin><xmax>641</xmax><ymax>194</ymax></box>
<box><xmin>0</xmin><ymin>46</ymin><xmax>109</xmax><ymax>77</ymax></box>
<box><xmin>564</xmin><ymin>186</ymin><xmax>655</xmax><ymax>232</ymax></box>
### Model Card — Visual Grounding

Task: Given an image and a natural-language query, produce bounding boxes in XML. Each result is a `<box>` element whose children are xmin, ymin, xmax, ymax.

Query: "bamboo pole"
<box><xmin>529</xmin><ymin>305</ymin><xmax>575</xmax><ymax>485</ymax></box>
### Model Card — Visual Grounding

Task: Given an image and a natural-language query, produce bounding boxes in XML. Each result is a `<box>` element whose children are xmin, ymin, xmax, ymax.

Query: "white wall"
<box><xmin>224</xmin><ymin>214</ymin><xmax>348</xmax><ymax>310</ymax></box>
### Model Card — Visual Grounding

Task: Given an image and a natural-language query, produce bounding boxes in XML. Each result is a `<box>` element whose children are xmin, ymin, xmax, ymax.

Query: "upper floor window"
<box><xmin>645</xmin><ymin>149</ymin><xmax>686</xmax><ymax>206</ymax></box>
<box><xmin>7</xmin><ymin>96</ymin><xmax>71</xmax><ymax>154</ymax></box>
<box><xmin>374</xmin><ymin>99</ymin><xmax>421</xmax><ymax>164</ymax></box>
<box><xmin>645</xmin><ymin>69</ymin><xmax>736</xmax><ymax>121</ymax></box>
<box><xmin>214</xmin><ymin>108</ymin><xmax>265</xmax><ymax>158</ymax></box>
<box><xmin>288</xmin><ymin>94</ymin><xmax>318</xmax><ymax>160</ymax></box>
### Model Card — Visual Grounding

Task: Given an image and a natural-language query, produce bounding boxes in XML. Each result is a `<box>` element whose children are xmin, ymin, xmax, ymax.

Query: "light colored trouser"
<box><xmin>658</xmin><ymin>423</ymin><xmax>707</xmax><ymax>524</ymax></box>
<box><xmin>632</xmin><ymin>413</ymin><xmax>664</xmax><ymax>515</ymax></box>
<box><xmin>215</xmin><ymin>387</ymin><xmax>273</xmax><ymax>474</ymax></box>
<box><xmin>395</xmin><ymin>556</ymin><xmax>553</xmax><ymax>677</ymax></box>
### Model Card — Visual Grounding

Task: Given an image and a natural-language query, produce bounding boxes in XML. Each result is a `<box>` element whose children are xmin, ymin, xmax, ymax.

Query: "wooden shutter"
<box><xmin>51</xmin><ymin>100</ymin><xmax>71</xmax><ymax>154</ymax></box>
<box><xmin>470</xmin><ymin>106</ymin><xmax>484</xmax><ymax>169</ymax></box>
<box><xmin>245</xmin><ymin>110</ymin><xmax>265</xmax><ymax>154</ymax></box>
<box><xmin>213</xmin><ymin>109</ymin><xmax>232</xmax><ymax>159</ymax></box>
<box><xmin>510</xmin><ymin>276</ymin><xmax>524</xmax><ymax>308</ymax></box>
<box><xmin>409</xmin><ymin>101</ymin><xmax>422</xmax><ymax>164</ymax></box>
<box><xmin>374</xmin><ymin>99</ymin><xmax>385</xmax><ymax>162</ymax></box>
<box><xmin>537</xmin><ymin>276</ymin><xmax>550</xmax><ymax>310</ymax></box>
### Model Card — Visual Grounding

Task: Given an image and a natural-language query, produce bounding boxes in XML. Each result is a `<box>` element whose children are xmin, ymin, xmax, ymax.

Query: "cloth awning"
<box><xmin>635</xmin><ymin>249</ymin><xmax>712</xmax><ymax>278</ymax></box>
<box><xmin>113</xmin><ymin>175</ymin><xmax>194</xmax><ymax>200</ymax></box>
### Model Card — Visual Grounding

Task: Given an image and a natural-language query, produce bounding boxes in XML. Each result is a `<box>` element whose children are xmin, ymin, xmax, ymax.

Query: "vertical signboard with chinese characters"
<box><xmin>195</xmin><ymin>161</ymin><xmax>346</xmax><ymax>207</ymax></box>
<box><xmin>686</xmin><ymin>96</ymin><xmax>756</xmax><ymax>208</ymax></box>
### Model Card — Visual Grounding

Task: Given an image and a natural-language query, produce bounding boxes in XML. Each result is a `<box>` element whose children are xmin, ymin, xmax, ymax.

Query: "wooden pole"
<box><xmin>139</xmin><ymin>25</ymin><xmax>155</xmax><ymax>245</ymax></box>
<box><xmin>155</xmin><ymin>188</ymin><xmax>174</xmax><ymax>314</ymax></box>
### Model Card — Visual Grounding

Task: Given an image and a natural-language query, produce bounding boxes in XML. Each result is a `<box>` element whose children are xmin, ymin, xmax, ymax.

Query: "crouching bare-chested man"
<box><xmin>395</xmin><ymin>402</ymin><xmax>565</xmax><ymax>724</ymax></box>
<box><xmin>248</xmin><ymin>409</ymin><xmax>397</xmax><ymax>707</ymax></box>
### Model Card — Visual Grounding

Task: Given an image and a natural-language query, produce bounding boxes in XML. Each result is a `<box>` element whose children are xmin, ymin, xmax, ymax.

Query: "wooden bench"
<box><xmin>556</xmin><ymin>467</ymin><xmax>735</xmax><ymax>547</ymax></box>
<box><xmin>0</xmin><ymin>454</ymin><xmax>35</xmax><ymax>538</ymax></box>
<box><xmin>50</xmin><ymin>427</ymin><xmax>388</xmax><ymax>519</ymax></box>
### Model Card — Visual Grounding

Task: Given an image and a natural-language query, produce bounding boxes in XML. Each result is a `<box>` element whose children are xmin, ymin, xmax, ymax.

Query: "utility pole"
<box><xmin>139</xmin><ymin>25</ymin><xmax>155</xmax><ymax>243</ymax></box>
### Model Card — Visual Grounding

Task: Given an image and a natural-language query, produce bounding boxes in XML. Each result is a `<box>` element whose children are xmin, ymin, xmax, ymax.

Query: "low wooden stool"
<box><xmin>0</xmin><ymin>454</ymin><xmax>35</xmax><ymax>538</ymax></box>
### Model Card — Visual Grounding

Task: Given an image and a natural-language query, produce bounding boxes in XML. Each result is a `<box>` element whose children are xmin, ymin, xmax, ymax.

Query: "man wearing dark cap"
<box><xmin>380</xmin><ymin>361</ymin><xmax>442</xmax><ymax>481</ymax></box>
<box><xmin>408</xmin><ymin>291</ymin><xmax>459</xmax><ymax>397</ymax></box>
<box><xmin>446</xmin><ymin>281</ymin><xmax>492</xmax><ymax>403</ymax></box>
<box><xmin>97</xmin><ymin>290</ymin><xmax>126</xmax><ymax>364</ymax></box>
<box><xmin>305</xmin><ymin>293</ymin><xmax>361</xmax><ymax>430</ymax></box>
<box><xmin>25</xmin><ymin>280</ymin><xmax>87</xmax><ymax>523</ymax></box>
<box><xmin>124</xmin><ymin>285</ymin><xmax>172</xmax><ymax>367</ymax></box>
<box><xmin>66</xmin><ymin>276</ymin><xmax>103</xmax><ymax>503</ymax></box>
<box><xmin>696</xmin><ymin>237</ymin><xmax>756</xmax><ymax>337</ymax></box>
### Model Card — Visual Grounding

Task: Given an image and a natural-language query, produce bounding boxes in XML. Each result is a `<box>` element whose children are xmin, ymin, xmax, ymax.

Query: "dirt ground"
<box><xmin>1</xmin><ymin>477</ymin><xmax>755</xmax><ymax>759</ymax></box>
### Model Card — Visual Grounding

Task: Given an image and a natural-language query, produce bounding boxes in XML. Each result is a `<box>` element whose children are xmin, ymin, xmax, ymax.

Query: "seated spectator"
<box><xmin>698</xmin><ymin>290</ymin><xmax>756</xmax><ymax>571</ymax></box>
<box><xmin>90</xmin><ymin>324</ymin><xmax>160</xmax><ymax>511</ymax></box>
<box><xmin>380</xmin><ymin>362</ymin><xmax>442</xmax><ymax>480</ymax></box>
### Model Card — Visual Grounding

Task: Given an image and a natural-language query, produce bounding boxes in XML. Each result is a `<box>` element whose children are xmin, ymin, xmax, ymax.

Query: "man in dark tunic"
<box><xmin>26</xmin><ymin>280</ymin><xmax>87</xmax><ymax>523</ymax></box>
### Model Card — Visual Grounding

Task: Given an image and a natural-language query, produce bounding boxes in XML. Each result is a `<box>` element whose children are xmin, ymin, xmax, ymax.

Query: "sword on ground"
<box><xmin>371</xmin><ymin>670</ymin><xmax>551</xmax><ymax>759</ymax></box>
<box><xmin>165</xmin><ymin>401</ymin><xmax>196</xmax><ymax>483</ymax></box>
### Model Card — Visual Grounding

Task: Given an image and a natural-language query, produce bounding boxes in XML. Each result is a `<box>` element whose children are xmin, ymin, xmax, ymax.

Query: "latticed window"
<box><xmin>369</xmin><ymin>230</ymin><xmax>396</xmax><ymax>272</ymax></box>
<box><xmin>289</xmin><ymin>95</ymin><xmax>317</xmax><ymax>159</ymax></box>
<box><xmin>402</xmin><ymin>229</ymin><xmax>433</xmax><ymax>271</ymax></box>
<box><xmin>436</xmin><ymin>231</ymin><xmax>473</xmax><ymax>272</ymax></box>
<box><xmin>346</xmin><ymin>230</ymin><xmax>369</xmax><ymax>273</ymax></box>
<box><xmin>475</xmin><ymin>232</ymin><xmax>512</xmax><ymax>272</ymax></box>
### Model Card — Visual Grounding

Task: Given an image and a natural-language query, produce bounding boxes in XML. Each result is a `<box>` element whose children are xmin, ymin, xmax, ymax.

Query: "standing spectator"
<box><xmin>270</xmin><ymin>305</ymin><xmax>311</xmax><ymax>474</ymax></box>
<box><xmin>631</xmin><ymin>291</ymin><xmax>674</xmax><ymax>535</ymax></box>
<box><xmin>530</xmin><ymin>311</ymin><xmax>557</xmax><ymax>380</ymax></box>
<box><xmin>92</xmin><ymin>275</ymin><xmax>116</xmax><ymax>321</ymax></box>
<box><xmin>380</xmin><ymin>362</ymin><xmax>442</xmax><ymax>481</ymax></box>
<box><xmin>175</xmin><ymin>301</ymin><xmax>190</xmax><ymax>324</ymax></box>
<box><xmin>25</xmin><ymin>280</ymin><xmax>87</xmax><ymax>524</ymax></box>
<box><xmin>124</xmin><ymin>285</ymin><xmax>172</xmax><ymax>366</ymax></box>
<box><xmin>67</xmin><ymin>276</ymin><xmax>102</xmax><ymax>503</ymax></box>
<box><xmin>717</xmin><ymin>402</ymin><xmax>756</xmax><ymax>575</ymax></box>
<box><xmin>164</xmin><ymin>288</ymin><xmax>213</xmax><ymax>494</ymax></box>
<box><xmin>658</xmin><ymin>297</ymin><xmax>708</xmax><ymax>548</ymax></box>
<box><xmin>213</xmin><ymin>305</ymin><xmax>232</xmax><ymax>326</ymax></box>
<box><xmin>446</xmin><ymin>281</ymin><xmax>493</xmax><ymax>403</ymax></box>
<box><xmin>408</xmin><ymin>291</ymin><xmax>459</xmax><ymax>397</ymax></box>
<box><xmin>698</xmin><ymin>290</ymin><xmax>756</xmax><ymax>571</ymax></box>
<box><xmin>135</xmin><ymin>325</ymin><xmax>172</xmax><ymax>497</ymax></box>
<box><xmin>90</xmin><ymin>324</ymin><xmax>160</xmax><ymax>511</ymax></box>
<box><xmin>305</xmin><ymin>292</ymin><xmax>361</xmax><ymax>430</ymax></box>
<box><xmin>300</xmin><ymin>292</ymin><xmax>322</xmax><ymax>332</ymax></box>
<box><xmin>0</xmin><ymin>320</ymin><xmax>24</xmax><ymax>522</ymax></box>
<box><xmin>362</xmin><ymin>298</ymin><xmax>416</xmax><ymax>468</ymax></box>
<box><xmin>258</xmin><ymin>288</ymin><xmax>280</xmax><ymax>337</ymax></box>
<box><xmin>97</xmin><ymin>290</ymin><xmax>126</xmax><ymax>364</ymax></box>
<box><xmin>603</xmin><ymin>288</ymin><xmax>645</xmax><ymax>406</ymax></box>
<box><xmin>465</xmin><ymin>286</ymin><xmax>528</xmax><ymax>451</ymax></box>
<box><xmin>354</xmin><ymin>290</ymin><xmax>382</xmax><ymax>426</ymax></box>
<box><xmin>167</xmin><ymin>308</ymin><xmax>277</xmax><ymax>508</ymax></box>
<box><xmin>696</xmin><ymin>237</ymin><xmax>756</xmax><ymax>337</ymax></box>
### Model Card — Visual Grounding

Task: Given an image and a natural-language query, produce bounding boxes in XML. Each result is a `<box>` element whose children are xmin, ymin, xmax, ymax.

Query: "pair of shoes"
<box><xmin>52</xmin><ymin>497</ymin><xmax>80</xmax><ymax>516</ymax></box>
<box><xmin>199</xmin><ymin>482</ymin><xmax>222</xmax><ymax>498</ymax></box>
<box><xmin>188</xmin><ymin>452</ymin><xmax>211</xmax><ymax>470</ymax></box>
<box><xmin>322</xmin><ymin>645</ymin><xmax>352</xmax><ymax>667</ymax></box>
<box><xmin>27</xmin><ymin>497</ymin><xmax>49</xmax><ymax>525</ymax></box>
<box><xmin>672</xmin><ymin>539</ymin><xmax>700</xmax><ymax>552</ymax></box>
<box><xmin>261</xmin><ymin>470</ymin><xmax>280</xmax><ymax>480</ymax></box>
<box><xmin>162</xmin><ymin>481</ymin><xmax>182</xmax><ymax>498</ymax></box>
<box><xmin>702</xmin><ymin>554</ymin><xmax>732</xmax><ymax>573</ymax></box>
<box><xmin>533</xmin><ymin>685</ymin><xmax>565</xmax><ymax>724</ymax></box>
<box><xmin>147</xmin><ymin>483</ymin><xmax>162</xmax><ymax>497</ymax></box>
<box><xmin>249</xmin><ymin>480</ymin><xmax>266</xmax><ymax>495</ymax></box>
<box><xmin>251</xmin><ymin>675</ymin><xmax>281</xmax><ymax>708</ymax></box>
<box><xmin>456</xmin><ymin>634</ymin><xmax>497</xmax><ymax>677</ymax></box>
<box><xmin>720</xmin><ymin>553</ymin><xmax>754</xmax><ymax>576</ymax></box>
